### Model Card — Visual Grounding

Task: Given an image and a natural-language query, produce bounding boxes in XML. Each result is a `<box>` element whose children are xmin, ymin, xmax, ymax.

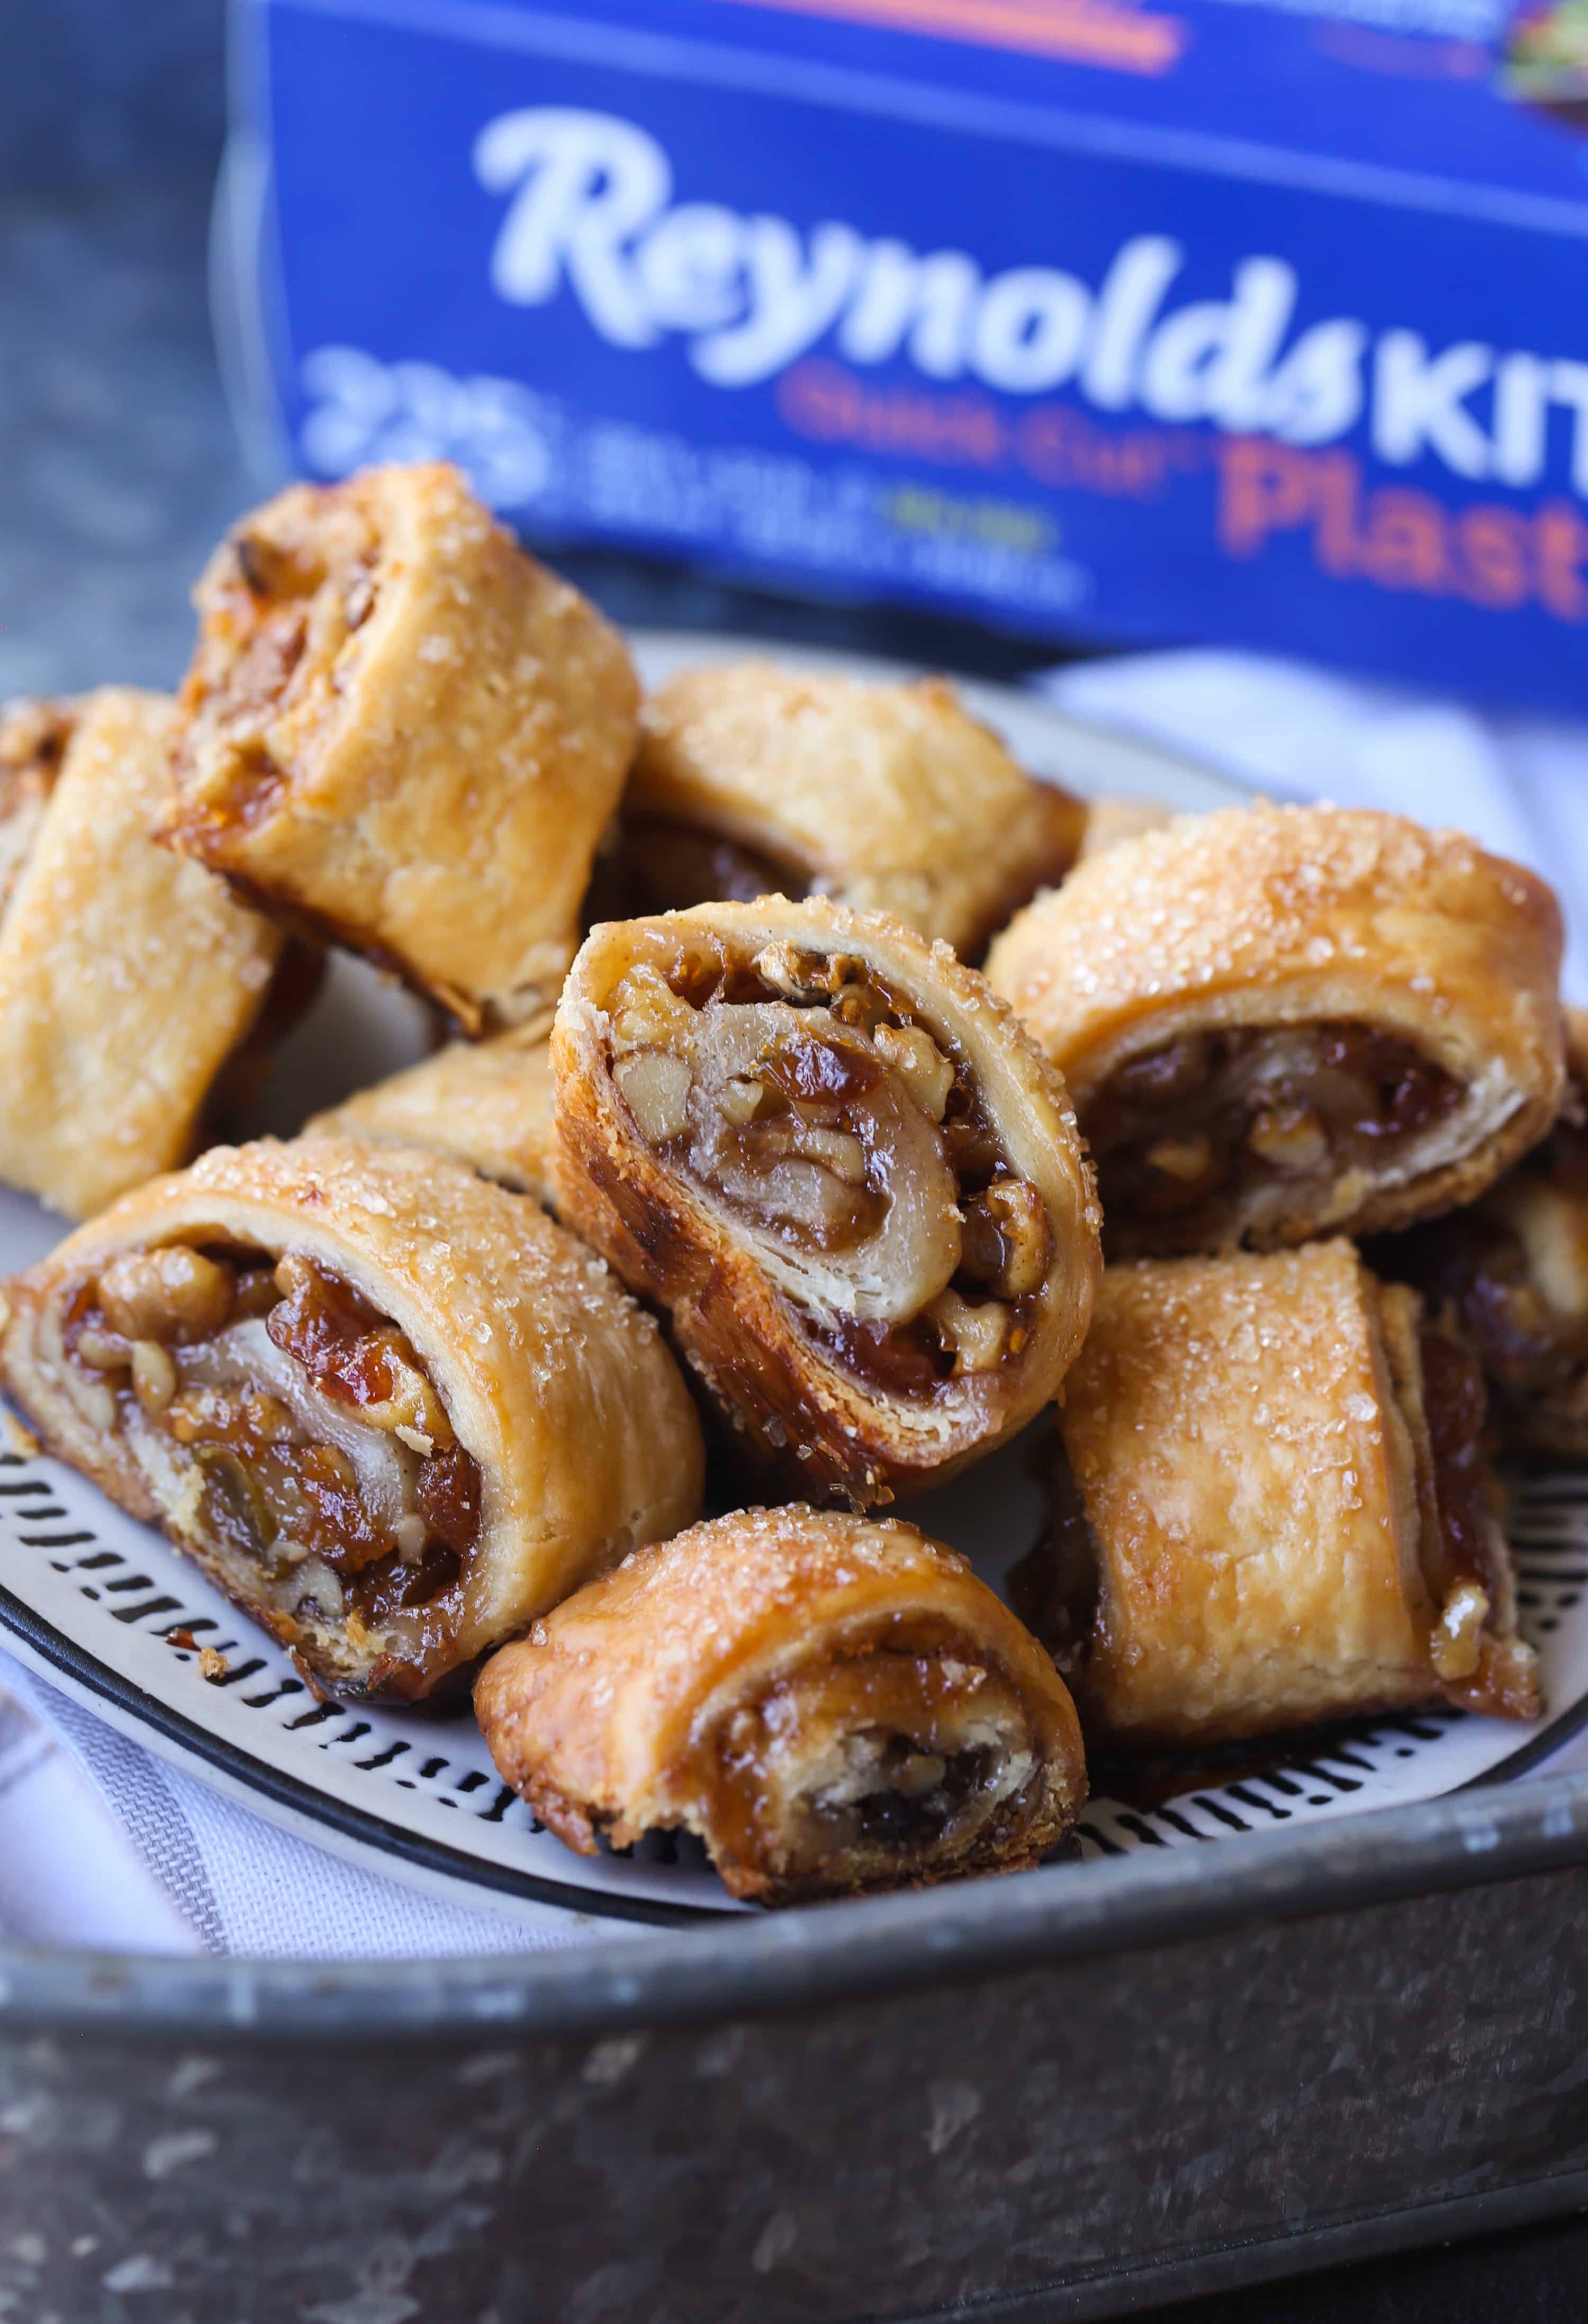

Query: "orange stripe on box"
<box><xmin>715</xmin><ymin>0</ymin><xmax>1190</xmax><ymax>76</ymax></box>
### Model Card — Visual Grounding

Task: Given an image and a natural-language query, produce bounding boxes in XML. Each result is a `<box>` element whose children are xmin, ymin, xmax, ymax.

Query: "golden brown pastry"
<box><xmin>1372</xmin><ymin>1006</ymin><xmax>1588</xmax><ymax>1458</ymax></box>
<box><xmin>475</xmin><ymin>1505</ymin><xmax>1087</xmax><ymax>1904</ymax></box>
<box><xmin>306</xmin><ymin>1026</ymin><xmax>559</xmax><ymax>1206</ymax></box>
<box><xmin>0</xmin><ymin>689</ymin><xmax>286</xmax><ymax>1219</ymax></box>
<box><xmin>1013</xmin><ymin>1241</ymin><xmax>1539</xmax><ymax>1751</ymax></box>
<box><xmin>987</xmin><ymin>803</ymin><xmax>1565</xmax><ymax>1256</ymax></box>
<box><xmin>0</xmin><ymin>696</ymin><xmax>74</xmax><ymax>921</ymax></box>
<box><xmin>163</xmin><ymin>461</ymin><xmax>639</xmax><ymax>1032</ymax></box>
<box><xmin>0</xmin><ymin>1136</ymin><xmax>704</xmax><ymax>1701</ymax></box>
<box><xmin>610</xmin><ymin>662</ymin><xmax>1084</xmax><ymax>957</ymax></box>
<box><xmin>554</xmin><ymin>896</ymin><xmax>1101</xmax><ymax>1505</ymax></box>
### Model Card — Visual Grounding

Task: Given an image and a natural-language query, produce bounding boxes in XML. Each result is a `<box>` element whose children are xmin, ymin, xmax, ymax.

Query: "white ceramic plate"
<box><xmin>1</xmin><ymin>636</ymin><xmax>1583</xmax><ymax>1928</ymax></box>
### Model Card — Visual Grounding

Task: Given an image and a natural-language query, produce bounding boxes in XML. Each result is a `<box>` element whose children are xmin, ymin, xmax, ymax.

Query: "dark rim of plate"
<box><xmin>0</xmin><ymin>1583</ymin><xmax>719</xmax><ymax>1929</ymax></box>
<box><xmin>3</xmin><ymin>1558</ymin><xmax>1588</xmax><ymax>1937</ymax></box>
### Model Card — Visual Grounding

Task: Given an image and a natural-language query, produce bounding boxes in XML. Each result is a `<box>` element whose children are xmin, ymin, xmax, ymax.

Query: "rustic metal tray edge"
<box><xmin>4</xmin><ymin>1759</ymin><xmax>1587</xmax><ymax>2043</ymax></box>
<box><xmin>881</xmin><ymin>2167</ymin><xmax>1588</xmax><ymax>2324</ymax></box>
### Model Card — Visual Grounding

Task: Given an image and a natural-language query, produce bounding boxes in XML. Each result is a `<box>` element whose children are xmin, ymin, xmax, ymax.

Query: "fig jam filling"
<box><xmin>710</xmin><ymin>1649</ymin><xmax>1037</xmax><ymax>1877</ymax></box>
<box><xmin>64</xmin><ymin>1243</ymin><xmax>479</xmax><ymax>1641</ymax></box>
<box><xmin>606</xmin><ymin>938</ymin><xmax>1052</xmax><ymax>1397</ymax></box>
<box><xmin>1087</xmin><ymin>1021</ymin><xmax>1462</xmax><ymax>1255</ymax></box>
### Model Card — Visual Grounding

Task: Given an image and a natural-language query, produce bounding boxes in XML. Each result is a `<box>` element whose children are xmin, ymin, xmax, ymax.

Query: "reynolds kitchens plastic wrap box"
<box><xmin>226</xmin><ymin>0</ymin><xmax>1588</xmax><ymax>708</ymax></box>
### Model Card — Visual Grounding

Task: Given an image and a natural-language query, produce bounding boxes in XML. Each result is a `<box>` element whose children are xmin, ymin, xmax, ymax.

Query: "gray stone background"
<box><xmin>0</xmin><ymin>3</ymin><xmax>1583</xmax><ymax>2314</ymax></box>
<box><xmin>0</xmin><ymin>0</ymin><xmax>246</xmax><ymax>696</ymax></box>
<box><xmin>0</xmin><ymin>0</ymin><xmax>1070</xmax><ymax>705</ymax></box>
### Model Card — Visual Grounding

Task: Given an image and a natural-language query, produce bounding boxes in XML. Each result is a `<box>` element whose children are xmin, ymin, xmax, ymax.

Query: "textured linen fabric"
<box><xmin>0</xmin><ymin>1660</ymin><xmax>610</xmax><ymax>1957</ymax></box>
<box><xmin>5</xmin><ymin>644</ymin><xmax>1588</xmax><ymax>1957</ymax></box>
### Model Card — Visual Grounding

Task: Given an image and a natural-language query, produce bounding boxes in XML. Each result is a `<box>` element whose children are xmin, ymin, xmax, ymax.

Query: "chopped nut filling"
<box><xmin>605</xmin><ymin>939</ymin><xmax>1053</xmax><ymax>1397</ymax></box>
<box><xmin>0</xmin><ymin>697</ymin><xmax>72</xmax><ymax>918</ymax></box>
<box><xmin>1374</xmin><ymin>1107</ymin><xmax>1588</xmax><ymax>1435</ymax></box>
<box><xmin>710</xmin><ymin>1650</ymin><xmax>1040</xmax><ymax>1883</ymax></box>
<box><xmin>173</xmin><ymin>497</ymin><xmax>382</xmax><ymax>831</ymax></box>
<box><xmin>1413</xmin><ymin>1223</ymin><xmax>1588</xmax><ymax>1404</ymax></box>
<box><xmin>1087</xmin><ymin>1021</ymin><xmax>1463</xmax><ymax>1254</ymax></box>
<box><xmin>100</xmin><ymin>1246</ymin><xmax>234</xmax><ymax>1342</ymax></box>
<box><xmin>1373</xmin><ymin>1307</ymin><xmax>1531</xmax><ymax>1711</ymax></box>
<box><xmin>926</xmin><ymin>1289</ymin><xmax>1009</xmax><ymax>1373</ymax></box>
<box><xmin>63</xmin><ymin>1244</ymin><xmax>479</xmax><ymax>1646</ymax></box>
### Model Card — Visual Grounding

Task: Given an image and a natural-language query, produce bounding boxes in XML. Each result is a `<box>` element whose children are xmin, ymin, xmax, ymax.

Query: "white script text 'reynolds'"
<box><xmin>473</xmin><ymin>105</ymin><xmax>1588</xmax><ymax>495</ymax></box>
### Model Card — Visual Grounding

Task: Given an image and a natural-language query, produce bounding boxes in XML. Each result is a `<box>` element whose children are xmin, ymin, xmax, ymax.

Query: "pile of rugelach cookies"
<box><xmin>0</xmin><ymin>459</ymin><xmax>1577</xmax><ymax>1906</ymax></box>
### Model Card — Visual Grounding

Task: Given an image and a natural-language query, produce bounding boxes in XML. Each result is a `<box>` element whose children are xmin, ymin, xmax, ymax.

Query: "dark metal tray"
<box><xmin>3</xmin><ymin>1760</ymin><xmax>1587</xmax><ymax>2322</ymax></box>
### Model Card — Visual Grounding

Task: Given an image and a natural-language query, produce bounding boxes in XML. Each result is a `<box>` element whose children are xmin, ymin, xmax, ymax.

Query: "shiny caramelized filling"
<box><xmin>1375</xmin><ymin>1107</ymin><xmax>1588</xmax><ymax>1419</ymax></box>
<box><xmin>1414</xmin><ymin>1225</ymin><xmax>1588</xmax><ymax>1407</ymax></box>
<box><xmin>588</xmin><ymin>816</ymin><xmax>810</xmax><ymax>924</ymax></box>
<box><xmin>606</xmin><ymin>938</ymin><xmax>1053</xmax><ymax>1396</ymax></box>
<box><xmin>62</xmin><ymin>1244</ymin><xmax>479</xmax><ymax>1643</ymax></box>
<box><xmin>1400</xmin><ymin>1322</ymin><xmax>1521</xmax><ymax>1689</ymax></box>
<box><xmin>175</xmin><ymin>498</ymin><xmax>381</xmax><ymax>828</ymax></box>
<box><xmin>1417</xmin><ymin>1330</ymin><xmax>1500</xmax><ymax>1602</ymax></box>
<box><xmin>711</xmin><ymin>1648</ymin><xmax>1038</xmax><ymax>1877</ymax></box>
<box><xmin>1088</xmin><ymin>1022</ymin><xmax>1462</xmax><ymax>1255</ymax></box>
<box><xmin>1008</xmin><ymin>1432</ymin><xmax>1099</xmax><ymax>1680</ymax></box>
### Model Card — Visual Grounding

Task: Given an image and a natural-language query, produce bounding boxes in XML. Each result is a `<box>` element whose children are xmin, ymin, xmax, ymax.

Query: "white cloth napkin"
<box><xmin>8</xmin><ymin>643</ymin><xmax>1588</xmax><ymax>1957</ymax></box>
<box><xmin>0</xmin><ymin>1663</ymin><xmax>599</xmax><ymax>1956</ymax></box>
<box><xmin>1045</xmin><ymin>648</ymin><xmax>1588</xmax><ymax>1000</ymax></box>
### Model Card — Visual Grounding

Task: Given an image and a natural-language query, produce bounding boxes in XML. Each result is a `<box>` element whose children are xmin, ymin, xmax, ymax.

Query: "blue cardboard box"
<box><xmin>229</xmin><ymin>0</ymin><xmax>1588</xmax><ymax>706</ymax></box>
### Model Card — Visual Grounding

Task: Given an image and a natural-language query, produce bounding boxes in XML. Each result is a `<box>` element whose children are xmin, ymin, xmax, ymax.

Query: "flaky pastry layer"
<box><xmin>164</xmin><ymin>462</ymin><xmax>639</xmax><ymax>1030</ymax></box>
<box><xmin>475</xmin><ymin>1505</ymin><xmax>1086</xmax><ymax>1905</ymax></box>
<box><xmin>306</xmin><ymin>1026</ymin><xmax>560</xmax><ymax>1208</ymax></box>
<box><xmin>1022</xmin><ymin>1241</ymin><xmax>1539</xmax><ymax>1750</ymax></box>
<box><xmin>625</xmin><ymin>662</ymin><xmax>1084</xmax><ymax>958</ymax></box>
<box><xmin>553</xmin><ymin>897</ymin><xmax>1101</xmax><ymax>1506</ymax></box>
<box><xmin>0</xmin><ymin>689</ymin><xmax>284</xmax><ymax>1218</ymax></box>
<box><xmin>986</xmin><ymin>802</ymin><xmax>1565</xmax><ymax>1251</ymax></box>
<box><xmin>0</xmin><ymin>1137</ymin><xmax>703</xmax><ymax>1699</ymax></box>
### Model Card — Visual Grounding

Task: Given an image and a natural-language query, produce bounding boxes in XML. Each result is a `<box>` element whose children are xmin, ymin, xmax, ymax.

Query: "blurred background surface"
<box><xmin>0</xmin><ymin>0</ymin><xmax>1057</xmax><ymax>704</ymax></box>
<box><xmin>0</xmin><ymin>1</ymin><xmax>240</xmax><ymax>694</ymax></box>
